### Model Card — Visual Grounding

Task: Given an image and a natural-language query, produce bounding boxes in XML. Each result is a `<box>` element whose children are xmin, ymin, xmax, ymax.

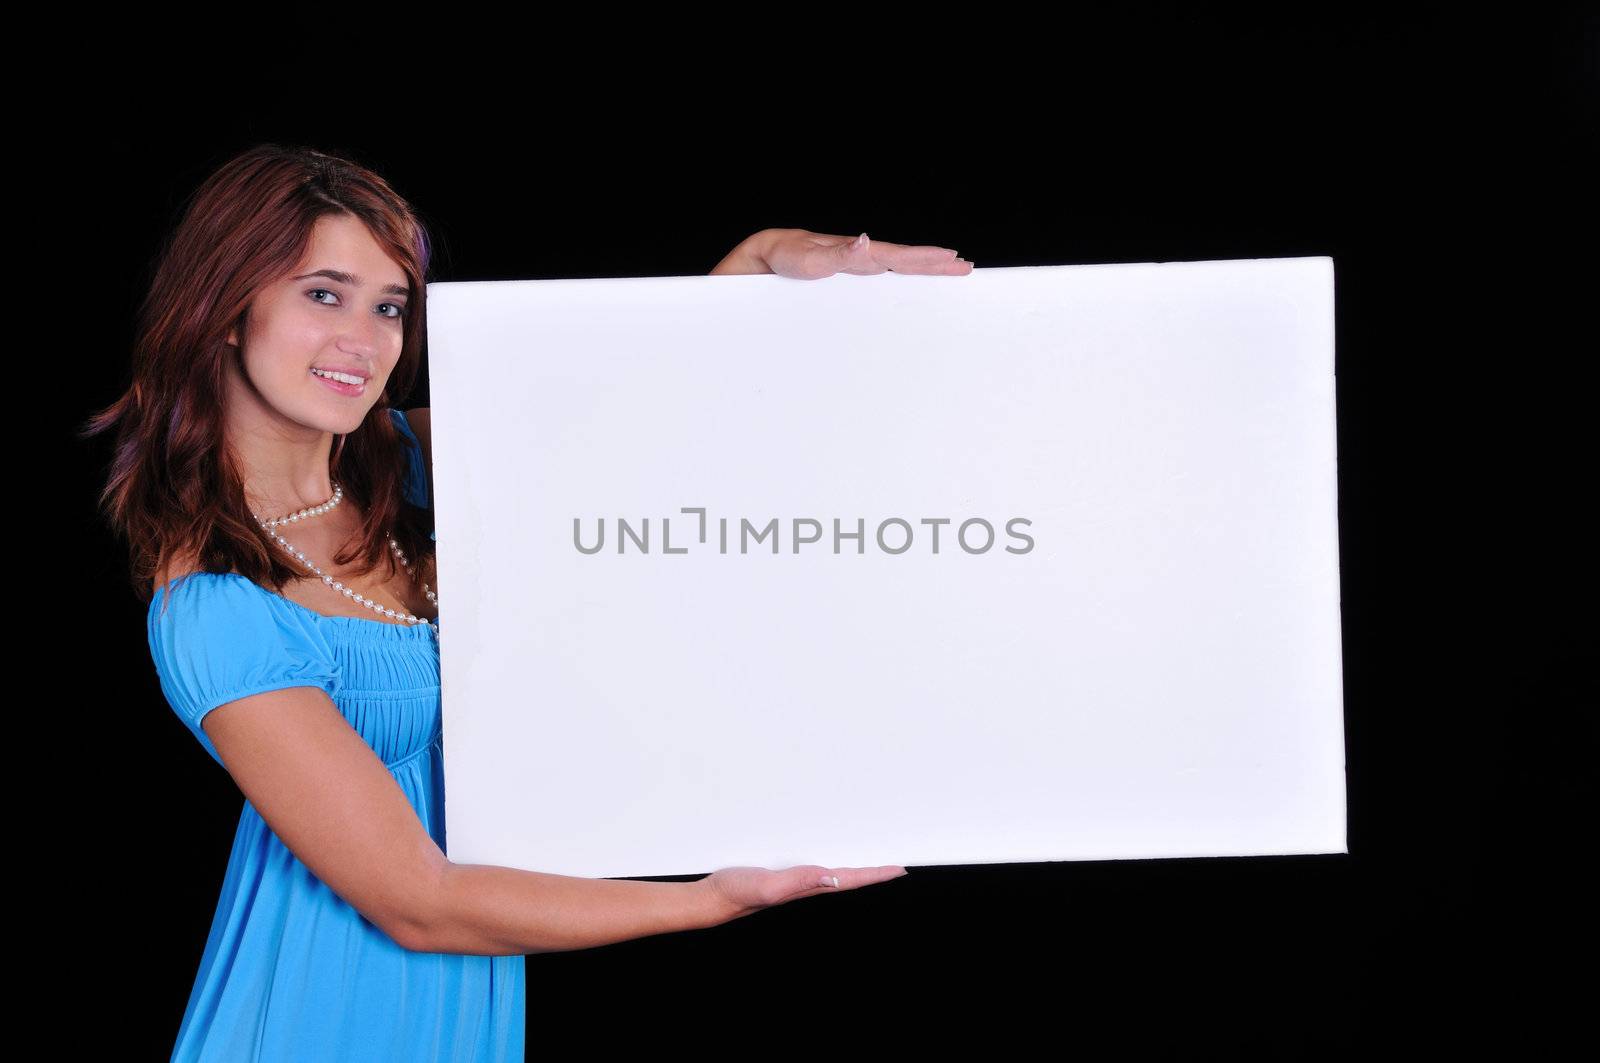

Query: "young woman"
<box><xmin>86</xmin><ymin>143</ymin><xmax>971</xmax><ymax>1061</ymax></box>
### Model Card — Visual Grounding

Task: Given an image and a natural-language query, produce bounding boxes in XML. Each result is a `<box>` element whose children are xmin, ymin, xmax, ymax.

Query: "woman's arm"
<box><xmin>426</xmin><ymin>861</ymin><xmax>734</xmax><ymax>955</ymax></box>
<box><xmin>203</xmin><ymin>685</ymin><xmax>742</xmax><ymax>956</ymax></box>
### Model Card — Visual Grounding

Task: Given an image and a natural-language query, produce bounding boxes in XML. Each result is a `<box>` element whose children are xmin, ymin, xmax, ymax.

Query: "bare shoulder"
<box><xmin>151</xmin><ymin>546</ymin><xmax>207</xmax><ymax>597</ymax></box>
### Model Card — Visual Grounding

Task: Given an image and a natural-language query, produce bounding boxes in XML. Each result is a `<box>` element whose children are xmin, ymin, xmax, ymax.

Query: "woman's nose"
<box><xmin>337</xmin><ymin>312</ymin><xmax>385</xmax><ymax>354</ymax></box>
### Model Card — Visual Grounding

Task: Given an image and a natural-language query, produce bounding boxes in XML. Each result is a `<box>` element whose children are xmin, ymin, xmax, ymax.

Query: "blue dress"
<box><xmin>147</xmin><ymin>408</ymin><xmax>525</xmax><ymax>1062</ymax></box>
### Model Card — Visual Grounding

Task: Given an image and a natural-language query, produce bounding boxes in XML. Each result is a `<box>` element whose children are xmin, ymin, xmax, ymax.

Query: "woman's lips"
<box><xmin>311</xmin><ymin>368</ymin><xmax>366</xmax><ymax>396</ymax></box>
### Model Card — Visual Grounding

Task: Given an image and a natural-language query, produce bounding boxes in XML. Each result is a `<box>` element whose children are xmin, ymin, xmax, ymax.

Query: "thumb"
<box><xmin>840</xmin><ymin>232</ymin><xmax>868</xmax><ymax>255</ymax></box>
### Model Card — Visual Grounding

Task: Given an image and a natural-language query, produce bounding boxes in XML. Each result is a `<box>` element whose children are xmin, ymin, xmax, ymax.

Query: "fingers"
<box><xmin>769</xmin><ymin>229</ymin><xmax>972</xmax><ymax>280</ymax></box>
<box><xmin>796</xmin><ymin>863</ymin><xmax>910</xmax><ymax>894</ymax></box>
<box><xmin>747</xmin><ymin>863</ymin><xmax>911</xmax><ymax>910</ymax></box>
<box><xmin>838</xmin><ymin>232</ymin><xmax>973</xmax><ymax>275</ymax></box>
<box><xmin>837</xmin><ymin>864</ymin><xmax>910</xmax><ymax>887</ymax></box>
<box><xmin>829</xmin><ymin>233</ymin><xmax>889</xmax><ymax>276</ymax></box>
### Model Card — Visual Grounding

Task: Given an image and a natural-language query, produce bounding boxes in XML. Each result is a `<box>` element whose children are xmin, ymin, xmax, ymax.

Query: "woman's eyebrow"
<box><xmin>293</xmin><ymin>268</ymin><xmax>410</xmax><ymax>297</ymax></box>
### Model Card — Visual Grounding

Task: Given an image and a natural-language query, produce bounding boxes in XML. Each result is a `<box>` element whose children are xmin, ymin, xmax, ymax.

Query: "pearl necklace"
<box><xmin>251</xmin><ymin>481</ymin><xmax>439</xmax><ymax>636</ymax></box>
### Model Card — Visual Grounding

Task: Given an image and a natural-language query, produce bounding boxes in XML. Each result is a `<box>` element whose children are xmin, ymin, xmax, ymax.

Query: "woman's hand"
<box><xmin>699</xmin><ymin>863</ymin><xmax>910</xmax><ymax>924</ymax></box>
<box><xmin>711</xmin><ymin>229</ymin><xmax>973</xmax><ymax>278</ymax></box>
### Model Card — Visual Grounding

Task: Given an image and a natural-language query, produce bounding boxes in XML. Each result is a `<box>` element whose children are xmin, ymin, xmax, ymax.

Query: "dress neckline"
<box><xmin>153</xmin><ymin>572</ymin><xmax>438</xmax><ymax>639</ymax></box>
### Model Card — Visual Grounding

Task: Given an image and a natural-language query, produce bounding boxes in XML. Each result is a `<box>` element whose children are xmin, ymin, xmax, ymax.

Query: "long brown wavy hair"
<box><xmin>82</xmin><ymin>143</ymin><xmax>439</xmax><ymax>616</ymax></box>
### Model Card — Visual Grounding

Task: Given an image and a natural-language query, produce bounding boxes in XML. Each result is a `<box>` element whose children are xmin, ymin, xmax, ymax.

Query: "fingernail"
<box><xmin>819</xmin><ymin>875</ymin><xmax>840</xmax><ymax>887</ymax></box>
<box><xmin>854</xmin><ymin>233</ymin><xmax>867</xmax><ymax>250</ymax></box>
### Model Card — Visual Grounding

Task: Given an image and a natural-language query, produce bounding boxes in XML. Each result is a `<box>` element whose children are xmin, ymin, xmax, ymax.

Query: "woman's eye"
<box><xmin>309</xmin><ymin>288</ymin><xmax>405</xmax><ymax>319</ymax></box>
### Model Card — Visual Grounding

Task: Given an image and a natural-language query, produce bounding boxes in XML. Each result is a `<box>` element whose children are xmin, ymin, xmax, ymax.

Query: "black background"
<box><xmin>40</xmin><ymin>10</ymin><xmax>1591</xmax><ymax>1055</ymax></box>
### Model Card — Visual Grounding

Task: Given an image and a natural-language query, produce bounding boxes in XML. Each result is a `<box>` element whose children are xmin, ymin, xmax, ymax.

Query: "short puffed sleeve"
<box><xmin>147</xmin><ymin>573</ymin><xmax>343</xmax><ymax>767</ymax></box>
<box><xmin>388</xmin><ymin>408</ymin><xmax>432</xmax><ymax>512</ymax></box>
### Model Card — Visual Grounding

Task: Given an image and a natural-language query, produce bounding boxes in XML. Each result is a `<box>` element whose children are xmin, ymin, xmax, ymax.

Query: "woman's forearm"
<box><xmin>417</xmin><ymin>861</ymin><xmax>743</xmax><ymax>955</ymax></box>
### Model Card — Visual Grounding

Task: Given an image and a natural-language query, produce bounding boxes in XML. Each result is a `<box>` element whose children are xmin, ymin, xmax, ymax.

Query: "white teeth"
<box><xmin>312</xmin><ymin>368</ymin><xmax>365</xmax><ymax>386</ymax></box>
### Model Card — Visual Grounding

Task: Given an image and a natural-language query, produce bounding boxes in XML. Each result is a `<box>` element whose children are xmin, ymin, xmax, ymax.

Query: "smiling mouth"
<box><xmin>310</xmin><ymin>368</ymin><xmax>367</xmax><ymax>395</ymax></box>
<box><xmin>311</xmin><ymin>367</ymin><xmax>367</xmax><ymax>384</ymax></box>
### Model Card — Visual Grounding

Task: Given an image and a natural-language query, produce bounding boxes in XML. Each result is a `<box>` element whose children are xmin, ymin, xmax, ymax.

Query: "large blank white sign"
<box><xmin>424</xmin><ymin>257</ymin><xmax>1344</xmax><ymax>879</ymax></box>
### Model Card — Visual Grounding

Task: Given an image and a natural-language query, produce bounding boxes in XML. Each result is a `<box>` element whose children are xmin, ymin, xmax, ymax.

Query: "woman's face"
<box><xmin>225</xmin><ymin>212</ymin><xmax>411</xmax><ymax>436</ymax></box>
